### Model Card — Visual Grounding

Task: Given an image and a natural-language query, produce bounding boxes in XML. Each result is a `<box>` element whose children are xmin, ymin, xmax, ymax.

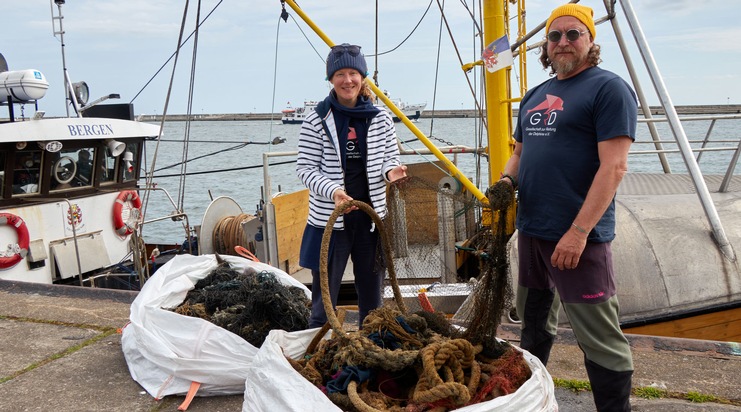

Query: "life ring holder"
<box><xmin>113</xmin><ymin>190</ymin><xmax>142</xmax><ymax>237</ymax></box>
<box><xmin>0</xmin><ymin>213</ymin><xmax>30</xmax><ymax>269</ymax></box>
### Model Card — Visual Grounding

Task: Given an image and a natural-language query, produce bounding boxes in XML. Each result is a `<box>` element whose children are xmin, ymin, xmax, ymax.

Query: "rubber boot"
<box><xmin>518</xmin><ymin>287</ymin><xmax>557</xmax><ymax>366</ymax></box>
<box><xmin>585</xmin><ymin>358</ymin><xmax>632</xmax><ymax>412</ymax></box>
<box><xmin>520</xmin><ymin>331</ymin><xmax>555</xmax><ymax>366</ymax></box>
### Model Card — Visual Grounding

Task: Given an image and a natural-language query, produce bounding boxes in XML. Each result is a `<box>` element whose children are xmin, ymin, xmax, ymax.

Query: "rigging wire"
<box><xmin>152</xmin><ymin>159</ymin><xmax>297</xmax><ymax>179</ymax></box>
<box><xmin>267</xmin><ymin>12</ymin><xmax>283</xmax><ymax>155</ymax></box>
<box><xmin>129</xmin><ymin>0</ymin><xmax>224</xmax><ymax>105</ymax></box>
<box><xmin>434</xmin><ymin>0</ymin><xmax>488</xmax><ymax>135</ymax></box>
<box><xmin>366</xmin><ymin>0</ymin><xmax>435</xmax><ymax>57</ymax></box>
<box><xmin>178</xmin><ymin>0</ymin><xmax>203</xmax><ymax>212</ymax></box>
<box><xmin>141</xmin><ymin>0</ymin><xmax>190</xmax><ymax>227</ymax></box>
<box><xmin>154</xmin><ymin>144</ymin><xmax>249</xmax><ymax>173</ymax></box>
<box><xmin>428</xmin><ymin>0</ymin><xmax>446</xmax><ymax>139</ymax></box>
<box><xmin>286</xmin><ymin>12</ymin><xmax>326</xmax><ymax>65</ymax></box>
<box><xmin>373</xmin><ymin>0</ymin><xmax>378</xmax><ymax>86</ymax></box>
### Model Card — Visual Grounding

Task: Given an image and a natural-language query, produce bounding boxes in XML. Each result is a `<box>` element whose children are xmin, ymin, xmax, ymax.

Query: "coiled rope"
<box><xmin>212</xmin><ymin>213</ymin><xmax>254</xmax><ymax>256</ymax></box>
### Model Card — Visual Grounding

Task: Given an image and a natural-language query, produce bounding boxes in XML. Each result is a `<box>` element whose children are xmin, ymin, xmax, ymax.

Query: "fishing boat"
<box><xmin>251</xmin><ymin>0</ymin><xmax>741</xmax><ymax>343</ymax></box>
<box><xmin>6</xmin><ymin>1</ymin><xmax>739</xmax><ymax>345</ymax></box>
<box><xmin>0</xmin><ymin>3</ymin><xmax>187</xmax><ymax>289</ymax></box>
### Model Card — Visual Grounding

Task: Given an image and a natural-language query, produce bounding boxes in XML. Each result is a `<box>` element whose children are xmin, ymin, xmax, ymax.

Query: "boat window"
<box><xmin>75</xmin><ymin>148</ymin><xmax>94</xmax><ymax>186</ymax></box>
<box><xmin>50</xmin><ymin>147</ymin><xmax>95</xmax><ymax>191</ymax></box>
<box><xmin>12</xmin><ymin>149</ymin><xmax>42</xmax><ymax>195</ymax></box>
<box><xmin>120</xmin><ymin>142</ymin><xmax>139</xmax><ymax>182</ymax></box>
<box><xmin>100</xmin><ymin>143</ymin><xmax>118</xmax><ymax>184</ymax></box>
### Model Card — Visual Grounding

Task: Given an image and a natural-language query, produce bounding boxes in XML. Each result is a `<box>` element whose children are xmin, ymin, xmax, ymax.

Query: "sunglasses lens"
<box><xmin>566</xmin><ymin>29</ymin><xmax>582</xmax><ymax>41</ymax></box>
<box><xmin>547</xmin><ymin>31</ymin><xmax>561</xmax><ymax>42</ymax></box>
<box><xmin>331</xmin><ymin>45</ymin><xmax>361</xmax><ymax>57</ymax></box>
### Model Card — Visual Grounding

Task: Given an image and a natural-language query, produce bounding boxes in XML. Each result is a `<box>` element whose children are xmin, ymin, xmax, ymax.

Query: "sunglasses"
<box><xmin>547</xmin><ymin>29</ymin><xmax>588</xmax><ymax>43</ymax></box>
<box><xmin>330</xmin><ymin>44</ymin><xmax>361</xmax><ymax>57</ymax></box>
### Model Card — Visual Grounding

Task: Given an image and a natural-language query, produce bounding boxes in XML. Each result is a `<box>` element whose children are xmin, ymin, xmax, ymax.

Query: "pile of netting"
<box><xmin>289</xmin><ymin>306</ymin><xmax>531</xmax><ymax>411</ymax></box>
<box><xmin>457</xmin><ymin>179</ymin><xmax>516</xmax><ymax>346</ymax></box>
<box><xmin>298</xmin><ymin>198</ymin><xmax>529</xmax><ymax>411</ymax></box>
<box><xmin>384</xmin><ymin>172</ymin><xmax>516</xmax><ymax>344</ymax></box>
<box><xmin>172</xmin><ymin>258</ymin><xmax>311</xmax><ymax>347</ymax></box>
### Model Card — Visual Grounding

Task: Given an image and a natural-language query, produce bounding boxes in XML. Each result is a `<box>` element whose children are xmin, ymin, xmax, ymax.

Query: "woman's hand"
<box><xmin>333</xmin><ymin>189</ymin><xmax>356</xmax><ymax>213</ymax></box>
<box><xmin>387</xmin><ymin>165</ymin><xmax>408</xmax><ymax>183</ymax></box>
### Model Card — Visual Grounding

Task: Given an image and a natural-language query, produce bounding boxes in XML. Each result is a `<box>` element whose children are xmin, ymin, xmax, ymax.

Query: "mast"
<box><xmin>482</xmin><ymin>0</ymin><xmax>514</xmax><ymax>185</ymax></box>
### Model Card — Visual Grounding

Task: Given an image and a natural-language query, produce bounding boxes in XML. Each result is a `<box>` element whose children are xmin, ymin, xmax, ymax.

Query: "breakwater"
<box><xmin>139</xmin><ymin>105</ymin><xmax>741</xmax><ymax>122</ymax></box>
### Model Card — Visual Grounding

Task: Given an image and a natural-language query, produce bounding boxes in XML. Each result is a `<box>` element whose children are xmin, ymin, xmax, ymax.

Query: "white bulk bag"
<box><xmin>243</xmin><ymin>329</ymin><xmax>557</xmax><ymax>411</ymax></box>
<box><xmin>121</xmin><ymin>254</ymin><xmax>310</xmax><ymax>398</ymax></box>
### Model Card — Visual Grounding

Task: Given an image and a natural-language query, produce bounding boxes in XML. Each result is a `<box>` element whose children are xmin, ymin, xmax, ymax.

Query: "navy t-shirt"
<box><xmin>513</xmin><ymin>66</ymin><xmax>637</xmax><ymax>242</ymax></box>
<box><xmin>340</xmin><ymin>118</ymin><xmax>370</xmax><ymax>202</ymax></box>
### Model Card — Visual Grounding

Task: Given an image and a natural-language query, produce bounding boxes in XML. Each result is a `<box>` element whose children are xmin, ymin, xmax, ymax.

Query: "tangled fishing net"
<box><xmin>384</xmin><ymin>174</ymin><xmax>516</xmax><ymax>351</ymax></box>
<box><xmin>297</xmin><ymin>189</ymin><xmax>527</xmax><ymax>411</ymax></box>
<box><xmin>290</xmin><ymin>306</ymin><xmax>531</xmax><ymax>411</ymax></box>
<box><xmin>172</xmin><ymin>257</ymin><xmax>310</xmax><ymax>347</ymax></box>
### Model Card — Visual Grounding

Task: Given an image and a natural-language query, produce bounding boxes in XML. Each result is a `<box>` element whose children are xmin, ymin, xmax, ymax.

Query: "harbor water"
<box><xmin>140</xmin><ymin>115</ymin><xmax>741</xmax><ymax>244</ymax></box>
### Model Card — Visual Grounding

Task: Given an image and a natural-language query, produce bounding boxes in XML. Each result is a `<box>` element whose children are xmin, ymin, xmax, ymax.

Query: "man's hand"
<box><xmin>551</xmin><ymin>227</ymin><xmax>588</xmax><ymax>270</ymax></box>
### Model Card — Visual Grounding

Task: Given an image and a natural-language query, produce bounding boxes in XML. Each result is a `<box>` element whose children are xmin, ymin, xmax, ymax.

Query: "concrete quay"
<box><xmin>1</xmin><ymin>279</ymin><xmax>740</xmax><ymax>412</ymax></box>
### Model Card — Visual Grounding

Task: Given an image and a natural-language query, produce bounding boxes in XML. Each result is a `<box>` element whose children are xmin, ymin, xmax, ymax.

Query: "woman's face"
<box><xmin>330</xmin><ymin>68</ymin><xmax>363</xmax><ymax>107</ymax></box>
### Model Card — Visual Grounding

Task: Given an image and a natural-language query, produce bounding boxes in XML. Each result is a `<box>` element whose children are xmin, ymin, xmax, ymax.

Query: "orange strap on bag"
<box><xmin>234</xmin><ymin>245</ymin><xmax>260</xmax><ymax>262</ymax></box>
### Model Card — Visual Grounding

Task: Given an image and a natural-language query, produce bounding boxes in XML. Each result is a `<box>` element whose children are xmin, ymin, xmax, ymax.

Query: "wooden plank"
<box><xmin>273</xmin><ymin>189</ymin><xmax>309</xmax><ymax>274</ymax></box>
<box><xmin>623</xmin><ymin>307</ymin><xmax>741</xmax><ymax>342</ymax></box>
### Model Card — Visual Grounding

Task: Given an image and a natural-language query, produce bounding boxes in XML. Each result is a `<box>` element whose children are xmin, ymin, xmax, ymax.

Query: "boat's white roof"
<box><xmin>0</xmin><ymin>117</ymin><xmax>161</xmax><ymax>143</ymax></box>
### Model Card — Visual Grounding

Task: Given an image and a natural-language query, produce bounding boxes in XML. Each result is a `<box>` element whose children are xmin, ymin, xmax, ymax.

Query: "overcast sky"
<box><xmin>3</xmin><ymin>0</ymin><xmax>739</xmax><ymax>117</ymax></box>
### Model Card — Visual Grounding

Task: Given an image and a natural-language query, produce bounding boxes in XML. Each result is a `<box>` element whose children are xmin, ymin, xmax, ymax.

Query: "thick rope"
<box><xmin>411</xmin><ymin>339</ymin><xmax>481</xmax><ymax>406</ymax></box>
<box><xmin>319</xmin><ymin>200</ymin><xmax>407</xmax><ymax>337</ymax></box>
<box><xmin>212</xmin><ymin>213</ymin><xmax>254</xmax><ymax>255</ymax></box>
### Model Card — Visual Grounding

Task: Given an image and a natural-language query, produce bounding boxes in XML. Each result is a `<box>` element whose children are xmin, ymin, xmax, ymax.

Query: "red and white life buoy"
<box><xmin>113</xmin><ymin>190</ymin><xmax>142</xmax><ymax>236</ymax></box>
<box><xmin>0</xmin><ymin>213</ymin><xmax>30</xmax><ymax>269</ymax></box>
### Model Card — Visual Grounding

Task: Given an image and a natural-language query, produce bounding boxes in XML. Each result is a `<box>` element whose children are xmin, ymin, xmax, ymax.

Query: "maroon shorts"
<box><xmin>517</xmin><ymin>232</ymin><xmax>617</xmax><ymax>304</ymax></box>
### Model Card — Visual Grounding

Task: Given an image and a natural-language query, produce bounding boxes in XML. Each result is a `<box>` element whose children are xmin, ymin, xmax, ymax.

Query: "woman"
<box><xmin>296</xmin><ymin>43</ymin><xmax>407</xmax><ymax>328</ymax></box>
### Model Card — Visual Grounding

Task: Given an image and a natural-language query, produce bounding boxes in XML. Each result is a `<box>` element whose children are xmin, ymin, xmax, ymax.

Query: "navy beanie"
<box><xmin>326</xmin><ymin>43</ymin><xmax>368</xmax><ymax>80</ymax></box>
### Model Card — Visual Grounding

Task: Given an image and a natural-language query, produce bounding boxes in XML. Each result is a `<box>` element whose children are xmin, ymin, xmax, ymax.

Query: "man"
<box><xmin>76</xmin><ymin>149</ymin><xmax>93</xmax><ymax>185</ymax></box>
<box><xmin>500</xmin><ymin>4</ymin><xmax>636</xmax><ymax>411</ymax></box>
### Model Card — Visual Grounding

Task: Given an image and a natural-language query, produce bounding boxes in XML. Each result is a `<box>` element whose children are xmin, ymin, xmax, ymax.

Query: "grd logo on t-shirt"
<box><xmin>346</xmin><ymin>127</ymin><xmax>360</xmax><ymax>159</ymax></box>
<box><xmin>526</xmin><ymin>94</ymin><xmax>564</xmax><ymax>126</ymax></box>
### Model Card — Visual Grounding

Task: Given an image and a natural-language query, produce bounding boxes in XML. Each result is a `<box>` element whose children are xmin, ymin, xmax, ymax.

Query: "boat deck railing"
<box><xmin>631</xmin><ymin>114</ymin><xmax>741</xmax><ymax>193</ymax></box>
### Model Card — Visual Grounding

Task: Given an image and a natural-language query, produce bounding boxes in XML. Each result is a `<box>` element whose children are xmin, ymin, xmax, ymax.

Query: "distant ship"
<box><xmin>281</xmin><ymin>94</ymin><xmax>426</xmax><ymax>124</ymax></box>
<box><xmin>280</xmin><ymin>101</ymin><xmax>319</xmax><ymax>125</ymax></box>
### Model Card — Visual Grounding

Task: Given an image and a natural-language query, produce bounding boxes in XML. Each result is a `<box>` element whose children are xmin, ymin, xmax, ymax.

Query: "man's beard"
<box><xmin>551</xmin><ymin>47</ymin><xmax>587</xmax><ymax>75</ymax></box>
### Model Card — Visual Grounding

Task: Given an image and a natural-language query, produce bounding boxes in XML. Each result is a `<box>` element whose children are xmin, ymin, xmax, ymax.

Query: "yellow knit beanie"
<box><xmin>546</xmin><ymin>4</ymin><xmax>596</xmax><ymax>40</ymax></box>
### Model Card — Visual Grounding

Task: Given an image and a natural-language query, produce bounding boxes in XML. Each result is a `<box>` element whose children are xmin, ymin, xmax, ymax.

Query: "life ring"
<box><xmin>0</xmin><ymin>213</ymin><xmax>30</xmax><ymax>269</ymax></box>
<box><xmin>113</xmin><ymin>190</ymin><xmax>142</xmax><ymax>236</ymax></box>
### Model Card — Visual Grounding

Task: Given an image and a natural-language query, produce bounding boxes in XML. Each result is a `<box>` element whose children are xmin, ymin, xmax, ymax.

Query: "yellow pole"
<box><xmin>282</xmin><ymin>0</ymin><xmax>488</xmax><ymax>204</ymax></box>
<box><xmin>482</xmin><ymin>0</ymin><xmax>514</xmax><ymax>186</ymax></box>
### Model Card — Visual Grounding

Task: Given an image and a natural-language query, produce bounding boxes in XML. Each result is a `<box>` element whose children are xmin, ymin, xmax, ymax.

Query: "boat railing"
<box><xmin>139</xmin><ymin>186</ymin><xmax>194</xmax><ymax>255</ymax></box>
<box><xmin>631</xmin><ymin>114</ymin><xmax>741</xmax><ymax>193</ymax></box>
<box><xmin>617</xmin><ymin>0</ymin><xmax>735</xmax><ymax>260</ymax></box>
<box><xmin>260</xmin><ymin>145</ymin><xmax>482</xmax><ymax>267</ymax></box>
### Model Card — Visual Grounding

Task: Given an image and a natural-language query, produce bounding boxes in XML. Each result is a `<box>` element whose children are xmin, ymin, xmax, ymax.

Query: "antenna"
<box><xmin>50</xmin><ymin>0</ymin><xmax>82</xmax><ymax>118</ymax></box>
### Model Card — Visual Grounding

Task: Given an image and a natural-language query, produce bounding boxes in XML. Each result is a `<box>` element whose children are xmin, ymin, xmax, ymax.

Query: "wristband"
<box><xmin>500</xmin><ymin>173</ymin><xmax>517</xmax><ymax>188</ymax></box>
<box><xmin>572</xmin><ymin>223</ymin><xmax>588</xmax><ymax>234</ymax></box>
